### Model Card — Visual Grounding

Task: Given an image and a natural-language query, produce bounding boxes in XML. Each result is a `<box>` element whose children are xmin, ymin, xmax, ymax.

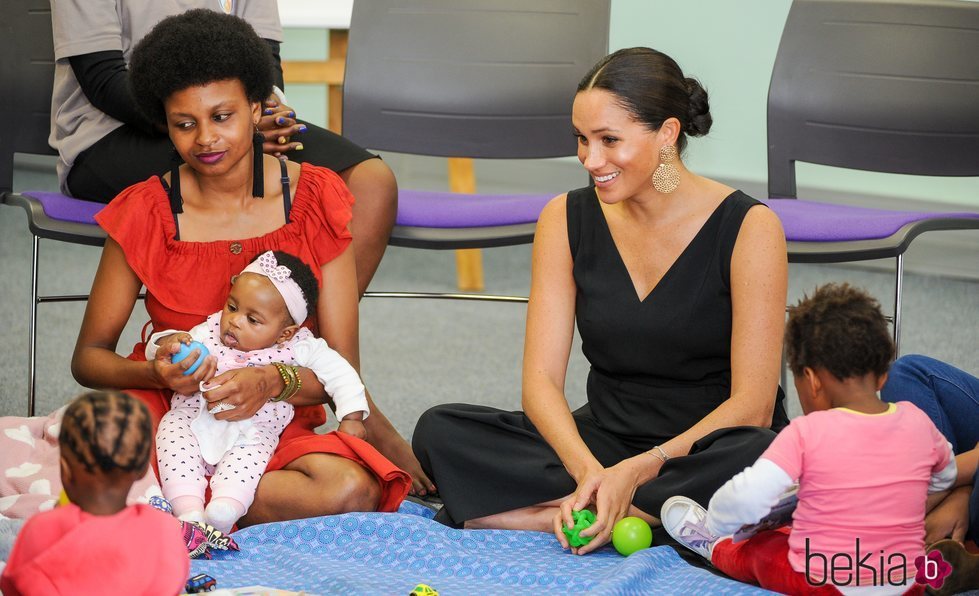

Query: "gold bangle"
<box><xmin>283</xmin><ymin>365</ymin><xmax>302</xmax><ymax>401</ymax></box>
<box><xmin>270</xmin><ymin>362</ymin><xmax>298</xmax><ymax>402</ymax></box>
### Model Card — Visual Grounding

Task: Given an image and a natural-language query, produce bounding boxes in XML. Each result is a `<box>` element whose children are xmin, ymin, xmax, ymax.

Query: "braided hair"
<box><xmin>59</xmin><ymin>391</ymin><xmax>152</xmax><ymax>475</ymax></box>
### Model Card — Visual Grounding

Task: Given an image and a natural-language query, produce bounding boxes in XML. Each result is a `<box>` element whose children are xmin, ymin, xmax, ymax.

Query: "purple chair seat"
<box><xmin>763</xmin><ymin>198</ymin><xmax>979</xmax><ymax>242</ymax></box>
<box><xmin>22</xmin><ymin>191</ymin><xmax>102</xmax><ymax>225</ymax></box>
<box><xmin>396</xmin><ymin>189</ymin><xmax>554</xmax><ymax>228</ymax></box>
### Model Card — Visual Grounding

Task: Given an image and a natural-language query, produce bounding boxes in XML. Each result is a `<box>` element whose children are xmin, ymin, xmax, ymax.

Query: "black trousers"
<box><xmin>412</xmin><ymin>402</ymin><xmax>777</xmax><ymax>525</ymax></box>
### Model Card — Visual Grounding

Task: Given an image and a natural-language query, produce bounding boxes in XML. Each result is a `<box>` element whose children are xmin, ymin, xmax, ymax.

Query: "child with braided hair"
<box><xmin>0</xmin><ymin>391</ymin><xmax>188</xmax><ymax>595</ymax></box>
<box><xmin>147</xmin><ymin>250</ymin><xmax>371</xmax><ymax>533</ymax></box>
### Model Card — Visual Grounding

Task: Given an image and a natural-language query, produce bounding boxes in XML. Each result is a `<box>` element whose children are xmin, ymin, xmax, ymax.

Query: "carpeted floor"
<box><xmin>1</xmin><ymin>160</ymin><xmax>977</xmax><ymax>436</ymax></box>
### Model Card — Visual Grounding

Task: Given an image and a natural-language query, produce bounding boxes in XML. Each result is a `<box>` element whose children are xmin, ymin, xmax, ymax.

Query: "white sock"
<box><xmin>171</xmin><ymin>496</ymin><xmax>205</xmax><ymax>524</ymax></box>
<box><xmin>205</xmin><ymin>497</ymin><xmax>245</xmax><ymax>534</ymax></box>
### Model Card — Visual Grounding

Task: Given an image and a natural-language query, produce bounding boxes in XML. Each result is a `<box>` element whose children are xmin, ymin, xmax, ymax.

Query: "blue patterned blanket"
<box><xmin>190</xmin><ymin>502</ymin><xmax>770</xmax><ymax>595</ymax></box>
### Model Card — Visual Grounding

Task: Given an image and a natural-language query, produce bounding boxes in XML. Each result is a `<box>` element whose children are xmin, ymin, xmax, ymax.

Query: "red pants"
<box><xmin>712</xmin><ymin>528</ymin><xmax>924</xmax><ymax>596</ymax></box>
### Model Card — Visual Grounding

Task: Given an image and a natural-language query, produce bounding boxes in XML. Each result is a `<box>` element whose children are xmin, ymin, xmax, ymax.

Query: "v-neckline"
<box><xmin>595</xmin><ymin>191</ymin><xmax>735</xmax><ymax>303</ymax></box>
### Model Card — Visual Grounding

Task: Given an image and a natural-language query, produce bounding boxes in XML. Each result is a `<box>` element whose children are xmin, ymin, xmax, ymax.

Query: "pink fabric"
<box><xmin>158</xmin><ymin>400</ymin><xmax>288</xmax><ymax>509</ymax></box>
<box><xmin>158</xmin><ymin>313</ymin><xmax>304</xmax><ymax>509</ymax></box>
<box><xmin>763</xmin><ymin>402</ymin><xmax>952</xmax><ymax>584</ymax></box>
<box><xmin>0</xmin><ymin>407</ymin><xmax>161</xmax><ymax>519</ymax></box>
<box><xmin>0</xmin><ymin>503</ymin><xmax>188</xmax><ymax>596</ymax></box>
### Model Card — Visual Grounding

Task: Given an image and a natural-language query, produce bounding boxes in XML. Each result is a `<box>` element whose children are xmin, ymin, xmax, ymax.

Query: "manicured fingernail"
<box><xmin>295</xmin><ymin>143</ymin><xmax>304</xmax><ymax>151</ymax></box>
<box><xmin>264</xmin><ymin>108</ymin><xmax>273</xmax><ymax>115</ymax></box>
<box><xmin>288</xmin><ymin>111</ymin><xmax>295</xmax><ymax>118</ymax></box>
<box><xmin>298</xmin><ymin>124</ymin><xmax>307</xmax><ymax>133</ymax></box>
<box><xmin>276</xmin><ymin>117</ymin><xmax>286</xmax><ymax>125</ymax></box>
<box><xmin>277</xmin><ymin>136</ymin><xmax>287</xmax><ymax>144</ymax></box>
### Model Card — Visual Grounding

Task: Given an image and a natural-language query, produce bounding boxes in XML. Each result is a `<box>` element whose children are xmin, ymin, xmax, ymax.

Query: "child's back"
<box><xmin>2</xmin><ymin>502</ymin><xmax>187</xmax><ymax>595</ymax></box>
<box><xmin>763</xmin><ymin>401</ymin><xmax>951</xmax><ymax>584</ymax></box>
<box><xmin>0</xmin><ymin>391</ymin><xmax>188</xmax><ymax>596</ymax></box>
<box><xmin>662</xmin><ymin>284</ymin><xmax>957</xmax><ymax>594</ymax></box>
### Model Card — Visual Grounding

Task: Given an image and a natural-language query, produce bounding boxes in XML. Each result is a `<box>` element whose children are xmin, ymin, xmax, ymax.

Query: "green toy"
<box><xmin>562</xmin><ymin>509</ymin><xmax>596</xmax><ymax>548</ymax></box>
<box><xmin>612</xmin><ymin>516</ymin><xmax>653</xmax><ymax>556</ymax></box>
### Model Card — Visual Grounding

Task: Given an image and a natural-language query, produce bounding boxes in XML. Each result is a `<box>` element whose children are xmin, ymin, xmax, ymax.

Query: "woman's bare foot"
<box><xmin>371</xmin><ymin>422</ymin><xmax>436</xmax><ymax>496</ymax></box>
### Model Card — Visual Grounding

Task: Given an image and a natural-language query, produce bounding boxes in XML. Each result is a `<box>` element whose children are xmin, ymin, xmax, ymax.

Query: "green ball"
<box><xmin>562</xmin><ymin>509</ymin><xmax>596</xmax><ymax>547</ymax></box>
<box><xmin>611</xmin><ymin>516</ymin><xmax>652</xmax><ymax>556</ymax></box>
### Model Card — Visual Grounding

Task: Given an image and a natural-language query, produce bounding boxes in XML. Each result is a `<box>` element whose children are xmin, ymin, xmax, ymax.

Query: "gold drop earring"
<box><xmin>652</xmin><ymin>144</ymin><xmax>680</xmax><ymax>194</ymax></box>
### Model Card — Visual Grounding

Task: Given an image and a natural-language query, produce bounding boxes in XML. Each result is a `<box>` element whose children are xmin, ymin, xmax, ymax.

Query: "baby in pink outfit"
<box><xmin>147</xmin><ymin>250</ymin><xmax>369</xmax><ymax>532</ymax></box>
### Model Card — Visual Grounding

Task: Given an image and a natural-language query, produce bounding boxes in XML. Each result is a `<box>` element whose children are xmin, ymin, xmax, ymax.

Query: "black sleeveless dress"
<box><xmin>412</xmin><ymin>187</ymin><xmax>788</xmax><ymax>524</ymax></box>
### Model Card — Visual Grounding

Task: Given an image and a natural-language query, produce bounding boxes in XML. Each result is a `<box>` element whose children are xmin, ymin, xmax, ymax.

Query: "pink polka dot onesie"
<box><xmin>151</xmin><ymin>312</ymin><xmax>368</xmax><ymax>514</ymax></box>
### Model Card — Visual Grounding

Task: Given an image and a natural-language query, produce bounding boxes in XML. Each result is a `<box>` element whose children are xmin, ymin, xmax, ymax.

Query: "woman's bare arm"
<box><xmin>523</xmin><ymin>195</ymin><xmax>602</xmax><ymax>481</ymax></box>
<box><xmin>72</xmin><ymin>238</ymin><xmax>219</xmax><ymax>395</ymax></box>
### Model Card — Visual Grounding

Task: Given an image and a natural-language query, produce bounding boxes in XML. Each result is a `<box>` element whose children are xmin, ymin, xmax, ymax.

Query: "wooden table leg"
<box><xmin>448</xmin><ymin>157</ymin><xmax>484</xmax><ymax>292</ymax></box>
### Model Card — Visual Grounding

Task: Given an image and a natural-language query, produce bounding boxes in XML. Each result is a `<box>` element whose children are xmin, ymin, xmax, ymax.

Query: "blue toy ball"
<box><xmin>172</xmin><ymin>341</ymin><xmax>209</xmax><ymax>375</ymax></box>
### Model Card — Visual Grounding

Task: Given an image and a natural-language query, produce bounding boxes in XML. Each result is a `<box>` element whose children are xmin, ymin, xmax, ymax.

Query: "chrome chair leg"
<box><xmin>780</xmin><ymin>337</ymin><xmax>788</xmax><ymax>394</ymax></box>
<box><xmin>363</xmin><ymin>291</ymin><xmax>528</xmax><ymax>304</ymax></box>
<box><xmin>29</xmin><ymin>234</ymin><xmax>39</xmax><ymax>417</ymax></box>
<box><xmin>893</xmin><ymin>254</ymin><xmax>904</xmax><ymax>355</ymax></box>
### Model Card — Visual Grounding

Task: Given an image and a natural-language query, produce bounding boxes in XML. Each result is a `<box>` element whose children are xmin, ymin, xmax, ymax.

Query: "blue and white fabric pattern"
<box><xmin>190</xmin><ymin>504</ymin><xmax>771</xmax><ymax>594</ymax></box>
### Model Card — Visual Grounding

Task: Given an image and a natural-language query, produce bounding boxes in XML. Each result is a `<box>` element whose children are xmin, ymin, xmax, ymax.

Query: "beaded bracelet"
<box><xmin>270</xmin><ymin>362</ymin><xmax>302</xmax><ymax>402</ymax></box>
<box><xmin>648</xmin><ymin>445</ymin><xmax>670</xmax><ymax>464</ymax></box>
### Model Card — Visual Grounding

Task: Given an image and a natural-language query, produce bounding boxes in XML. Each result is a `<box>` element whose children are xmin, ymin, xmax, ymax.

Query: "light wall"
<box><xmin>283</xmin><ymin>0</ymin><xmax>979</xmax><ymax>208</ymax></box>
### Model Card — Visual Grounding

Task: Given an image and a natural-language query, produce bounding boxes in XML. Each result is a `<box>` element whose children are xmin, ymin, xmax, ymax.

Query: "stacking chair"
<box><xmin>1</xmin><ymin>0</ymin><xmax>108</xmax><ymax>415</ymax></box>
<box><xmin>343</xmin><ymin>0</ymin><xmax>610</xmax><ymax>296</ymax></box>
<box><xmin>765</xmin><ymin>0</ymin><xmax>979</xmax><ymax>353</ymax></box>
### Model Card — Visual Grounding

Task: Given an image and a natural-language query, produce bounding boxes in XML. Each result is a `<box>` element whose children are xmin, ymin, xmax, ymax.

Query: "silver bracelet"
<box><xmin>649</xmin><ymin>445</ymin><xmax>670</xmax><ymax>464</ymax></box>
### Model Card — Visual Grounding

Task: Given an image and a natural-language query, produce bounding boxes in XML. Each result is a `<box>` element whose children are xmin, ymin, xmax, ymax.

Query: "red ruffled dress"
<box><xmin>95</xmin><ymin>164</ymin><xmax>409</xmax><ymax>512</ymax></box>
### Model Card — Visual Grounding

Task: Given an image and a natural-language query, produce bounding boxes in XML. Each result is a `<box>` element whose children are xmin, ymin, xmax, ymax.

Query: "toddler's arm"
<box><xmin>707</xmin><ymin>458</ymin><xmax>795</xmax><ymax>537</ymax></box>
<box><xmin>929</xmin><ymin>440</ymin><xmax>958</xmax><ymax>494</ymax></box>
<box><xmin>291</xmin><ymin>336</ymin><xmax>369</xmax><ymax>421</ymax></box>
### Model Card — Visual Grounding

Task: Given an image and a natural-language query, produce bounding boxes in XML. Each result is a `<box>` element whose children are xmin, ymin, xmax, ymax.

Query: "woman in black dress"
<box><xmin>412</xmin><ymin>47</ymin><xmax>789</xmax><ymax>554</ymax></box>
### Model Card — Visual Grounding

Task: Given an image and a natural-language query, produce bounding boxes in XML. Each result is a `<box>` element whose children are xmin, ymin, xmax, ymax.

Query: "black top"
<box><xmin>567</xmin><ymin>186</ymin><xmax>787</xmax><ymax>444</ymax></box>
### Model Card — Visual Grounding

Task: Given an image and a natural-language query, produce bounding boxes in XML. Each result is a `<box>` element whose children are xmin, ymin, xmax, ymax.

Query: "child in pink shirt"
<box><xmin>662</xmin><ymin>283</ymin><xmax>956</xmax><ymax>595</ymax></box>
<box><xmin>1</xmin><ymin>391</ymin><xmax>188</xmax><ymax>595</ymax></box>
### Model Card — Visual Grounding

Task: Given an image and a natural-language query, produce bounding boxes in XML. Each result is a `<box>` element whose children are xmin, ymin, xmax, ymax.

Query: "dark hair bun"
<box><xmin>684</xmin><ymin>77</ymin><xmax>712</xmax><ymax>137</ymax></box>
<box><xmin>578</xmin><ymin>48</ymin><xmax>712</xmax><ymax>155</ymax></box>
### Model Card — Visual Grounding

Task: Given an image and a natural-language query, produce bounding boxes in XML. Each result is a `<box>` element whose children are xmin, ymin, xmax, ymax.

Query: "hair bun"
<box><xmin>684</xmin><ymin>77</ymin><xmax>712</xmax><ymax>137</ymax></box>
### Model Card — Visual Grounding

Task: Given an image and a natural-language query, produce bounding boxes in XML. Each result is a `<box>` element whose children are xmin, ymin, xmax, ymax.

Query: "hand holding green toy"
<box><xmin>562</xmin><ymin>509</ymin><xmax>597</xmax><ymax>548</ymax></box>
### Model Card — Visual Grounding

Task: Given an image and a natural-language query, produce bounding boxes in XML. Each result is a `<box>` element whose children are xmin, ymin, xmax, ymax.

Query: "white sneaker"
<box><xmin>661</xmin><ymin>496</ymin><xmax>719</xmax><ymax>561</ymax></box>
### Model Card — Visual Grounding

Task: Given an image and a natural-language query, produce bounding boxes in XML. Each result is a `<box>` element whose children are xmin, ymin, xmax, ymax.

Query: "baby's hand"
<box><xmin>338</xmin><ymin>417</ymin><xmax>367</xmax><ymax>440</ymax></box>
<box><xmin>158</xmin><ymin>332</ymin><xmax>194</xmax><ymax>355</ymax></box>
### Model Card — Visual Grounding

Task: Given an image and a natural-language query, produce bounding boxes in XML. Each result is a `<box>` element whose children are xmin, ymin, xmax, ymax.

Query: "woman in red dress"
<box><xmin>71</xmin><ymin>10</ymin><xmax>433</xmax><ymax>525</ymax></box>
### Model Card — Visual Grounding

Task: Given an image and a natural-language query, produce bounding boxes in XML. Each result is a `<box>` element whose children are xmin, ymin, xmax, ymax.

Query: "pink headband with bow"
<box><xmin>240</xmin><ymin>251</ymin><xmax>308</xmax><ymax>324</ymax></box>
